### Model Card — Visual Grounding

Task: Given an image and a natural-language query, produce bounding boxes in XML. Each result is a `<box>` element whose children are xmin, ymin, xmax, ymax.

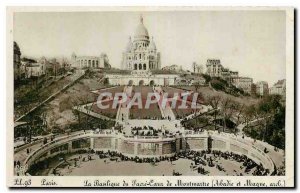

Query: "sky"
<box><xmin>13</xmin><ymin>11</ymin><xmax>286</xmax><ymax>85</ymax></box>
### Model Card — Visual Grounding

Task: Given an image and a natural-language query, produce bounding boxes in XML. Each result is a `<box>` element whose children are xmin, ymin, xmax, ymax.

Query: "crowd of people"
<box><xmin>25</xmin><ymin>148</ymin><xmax>274</xmax><ymax>176</ymax></box>
<box><xmin>178</xmin><ymin>150</ymin><xmax>270</xmax><ymax>176</ymax></box>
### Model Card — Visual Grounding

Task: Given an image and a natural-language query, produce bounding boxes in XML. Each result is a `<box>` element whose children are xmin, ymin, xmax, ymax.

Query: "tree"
<box><xmin>207</xmin><ymin>95</ymin><xmax>222</xmax><ymax>131</ymax></box>
<box><xmin>243</xmin><ymin>95</ymin><xmax>285</xmax><ymax>148</ymax></box>
<box><xmin>219</xmin><ymin>97</ymin><xmax>235</xmax><ymax>132</ymax></box>
<box><xmin>232</xmin><ymin>101</ymin><xmax>245</xmax><ymax>134</ymax></box>
<box><xmin>244</xmin><ymin>104</ymin><xmax>256</xmax><ymax>128</ymax></box>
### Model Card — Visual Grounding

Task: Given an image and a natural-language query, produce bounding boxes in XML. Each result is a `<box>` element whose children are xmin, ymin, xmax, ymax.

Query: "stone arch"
<box><xmin>92</xmin><ymin>60</ymin><xmax>95</xmax><ymax>68</ymax></box>
<box><xmin>128</xmin><ymin>80</ymin><xmax>133</xmax><ymax>86</ymax></box>
<box><xmin>150</xmin><ymin>80</ymin><xmax>155</xmax><ymax>86</ymax></box>
<box><xmin>139</xmin><ymin>80</ymin><xmax>144</xmax><ymax>86</ymax></box>
<box><xmin>143</xmin><ymin>63</ymin><xmax>146</xmax><ymax>70</ymax></box>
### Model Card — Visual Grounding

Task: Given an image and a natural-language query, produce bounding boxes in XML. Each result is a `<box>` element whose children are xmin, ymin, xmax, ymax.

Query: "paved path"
<box><xmin>154</xmin><ymin>86</ymin><xmax>176</xmax><ymax>120</ymax></box>
<box><xmin>116</xmin><ymin>86</ymin><xmax>132</xmax><ymax>124</ymax></box>
<box><xmin>73</xmin><ymin>104</ymin><xmax>115</xmax><ymax>121</ymax></box>
<box><xmin>14</xmin><ymin>131</ymin><xmax>84</xmax><ymax>166</ymax></box>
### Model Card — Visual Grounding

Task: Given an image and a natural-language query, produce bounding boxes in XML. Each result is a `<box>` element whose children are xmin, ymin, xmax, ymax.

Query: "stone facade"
<box><xmin>256</xmin><ymin>81</ymin><xmax>269</xmax><ymax>96</ymax></box>
<box><xmin>71</xmin><ymin>53</ymin><xmax>111</xmax><ymax>69</ymax></box>
<box><xmin>206</xmin><ymin>59</ymin><xmax>238</xmax><ymax>82</ymax></box>
<box><xmin>105</xmin><ymin>72</ymin><xmax>178</xmax><ymax>86</ymax></box>
<box><xmin>104</xmin><ymin>15</ymin><xmax>179</xmax><ymax>86</ymax></box>
<box><xmin>25</xmin><ymin>62</ymin><xmax>47</xmax><ymax>78</ymax></box>
<box><xmin>121</xmin><ymin>16</ymin><xmax>161</xmax><ymax>71</ymax></box>
<box><xmin>231</xmin><ymin>77</ymin><xmax>253</xmax><ymax>94</ymax></box>
<box><xmin>269</xmin><ymin>79</ymin><xmax>286</xmax><ymax>96</ymax></box>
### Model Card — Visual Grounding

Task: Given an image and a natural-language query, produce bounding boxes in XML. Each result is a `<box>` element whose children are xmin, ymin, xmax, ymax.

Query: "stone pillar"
<box><xmin>134</xmin><ymin>142</ymin><xmax>138</xmax><ymax>156</ymax></box>
<box><xmin>182</xmin><ymin>137</ymin><xmax>187</xmax><ymax>151</ymax></box>
<box><xmin>117</xmin><ymin>138</ymin><xmax>122</xmax><ymax>152</ymax></box>
<box><xmin>111</xmin><ymin>138</ymin><xmax>116</xmax><ymax>150</ymax></box>
<box><xmin>90</xmin><ymin>137</ymin><xmax>94</xmax><ymax>149</ymax></box>
<box><xmin>203</xmin><ymin>137</ymin><xmax>208</xmax><ymax>150</ymax></box>
<box><xmin>176</xmin><ymin>139</ymin><xmax>180</xmax><ymax>153</ymax></box>
<box><xmin>159</xmin><ymin>143</ymin><xmax>163</xmax><ymax>155</ymax></box>
<box><xmin>175</xmin><ymin>135</ymin><xmax>181</xmax><ymax>153</ymax></box>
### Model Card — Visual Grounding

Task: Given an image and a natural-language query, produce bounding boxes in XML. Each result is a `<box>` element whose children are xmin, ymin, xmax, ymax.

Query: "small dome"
<box><xmin>134</xmin><ymin>15</ymin><xmax>149</xmax><ymax>41</ymax></box>
<box><xmin>149</xmin><ymin>37</ymin><xmax>156</xmax><ymax>50</ymax></box>
<box><xmin>126</xmin><ymin>36</ymin><xmax>133</xmax><ymax>52</ymax></box>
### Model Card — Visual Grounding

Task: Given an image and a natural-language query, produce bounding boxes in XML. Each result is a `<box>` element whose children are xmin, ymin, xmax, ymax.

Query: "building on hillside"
<box><xmin>256</xmin><ymin>81</ymin><xmax>269</xmax><ymax>96</ymax></box>
<box><xmin>104</xmin><ymin>15</ymin><xmax>179</xmax><ymax>86</ymax></box>
<box><xmin>231</xmin><ymin>77</ymin><xmax>253</xmax><ymax>94</ymax></box>
<box><xmin>161</xmin><ymin>64</ymin><xmax>182</xmax><ymax>72</ymax></box>
<box><xmin>205</xmin><ymin>59</ymin><xmax>238</xmax><ymax>82</ymax></box>
<box><xmin>71</xmin><ymin>52</ymin><xmax>111</xmax><ymax>69</ymax></box>
<box><xmin>121</xmin><ymin>15</ymin><xmax>161</xmax><ymax>71</ymax></box>
<box><xmin>269</xmin><ymin>79</ymin><xmax>286</xmax><ymax>96</ymax></box>
<box><xmin>191</xmin><ymin>76</ymin><xmax>206</xmax><ymax>86</ymax></box>
<box><xmin>14</xmin><ymin>42</ymin><xmax>22</xmax><ymax>81</ymax></box>
<box><xmin>251</xmin><ymin>83</ymin><xmax>257</xmax><ymax>96</ymax></box>
<box><xmin>24</xmin><ymin>62</ymin><xmax>46</xmax><ymax>78</ymax></box>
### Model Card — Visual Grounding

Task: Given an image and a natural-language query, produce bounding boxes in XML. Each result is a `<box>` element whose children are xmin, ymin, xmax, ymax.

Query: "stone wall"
<box><xmin>186</xmin><ymin>138</ymin><xmax>207</xmax><ymax>150</ymax></box>
<box><xmin>211</xmin><ymin>139</ymin><xmax>227</xmax><ymax>150</ymax></box>
<box><xmin>162</xmin><ymin>142</ymin><xmax>176</xmax><ymax>154</ymax></box>
<box><xmin>120</xmin><ymin>141</ymin><xmax>135</xmax><ymax>154</ymax></box>
<box><xmin>105</xmin><ymin>74</ymin><xmax>178</xmax><ymax>86</ymax></box>
<box><xmin>137</xmin><ymin>143</ymin><xmax>159</xmax><ymax>155</ymax></box>
<box><xmin>24</xmin><ymin>132</ymin><xmax>275</xmax><ymax>174</ymax></box>
<box><xmin>93</xmin><ymin>137</ymin><xmax>112</xmax><ymax>149</ymax></box>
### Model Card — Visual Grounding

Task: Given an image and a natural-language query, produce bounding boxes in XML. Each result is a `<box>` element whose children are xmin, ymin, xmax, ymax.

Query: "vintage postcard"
<box><xmin>7</xmin><ymin>7</ymin><xmax>294</xmax><ymax>188</ymax></box>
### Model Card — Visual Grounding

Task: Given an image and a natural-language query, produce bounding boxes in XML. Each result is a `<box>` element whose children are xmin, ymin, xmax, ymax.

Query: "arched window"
<box><xmin>139</xmin><ymin>63</ymin><xmax>142</xmax><ymax>70</ymax></box>
<box><xmin>143</xmin><ymin>63</ymin><xmax>146</xmax><ymax>70</ymax></box>
<box><xmin>139</xmin><ymin>54</ymin><xmax>142</xmax><ymax>60</ymax></box>
<box><xmin>96</xmin><ymin>60</ymin><xmax>99</xmax><ymax>68</ymax></box>
<box><xmin>134</xmin><ymin>64</ymin><xmax>137</xmax><ymax>70</ymax></box>
<box><xmin>92</xmin><ymin>60</ymin><xmax>95</xmax><ymax>68</ymax></box>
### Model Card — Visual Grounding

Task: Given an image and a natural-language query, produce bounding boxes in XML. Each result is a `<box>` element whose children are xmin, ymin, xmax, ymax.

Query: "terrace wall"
<box><xmin>105</xmin><ymin>74</ymin><xmax>178</xmax><ymax>86</ymax></box>
<box><xmin>23</xmin><ymin>131</ymin><xmax>275</xmax><ymax>175</ymax></box>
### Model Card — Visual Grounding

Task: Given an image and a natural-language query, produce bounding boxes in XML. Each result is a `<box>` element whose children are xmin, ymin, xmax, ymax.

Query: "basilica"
<box><xmin>106</xmin><ymin>15</ymin><xmax>178</xmax><ymax>86</ymax></box>
<box><xmin>121</xmin><ymin>16</ymin><xmax>161</xmax><ymax>71</ymax></box>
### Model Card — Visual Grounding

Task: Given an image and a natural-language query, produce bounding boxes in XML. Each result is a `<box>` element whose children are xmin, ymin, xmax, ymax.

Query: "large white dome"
<box><xmin>134</xmin><ymin>16</ymin><xmax>149</xmax><ymax>41</ymax></box>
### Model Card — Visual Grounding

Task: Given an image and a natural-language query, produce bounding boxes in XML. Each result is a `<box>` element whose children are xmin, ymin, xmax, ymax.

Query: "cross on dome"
<box><xmin>140</xmin><ymin>15</ymin><xmax>143</xmax><ymax>24</ymax></box>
